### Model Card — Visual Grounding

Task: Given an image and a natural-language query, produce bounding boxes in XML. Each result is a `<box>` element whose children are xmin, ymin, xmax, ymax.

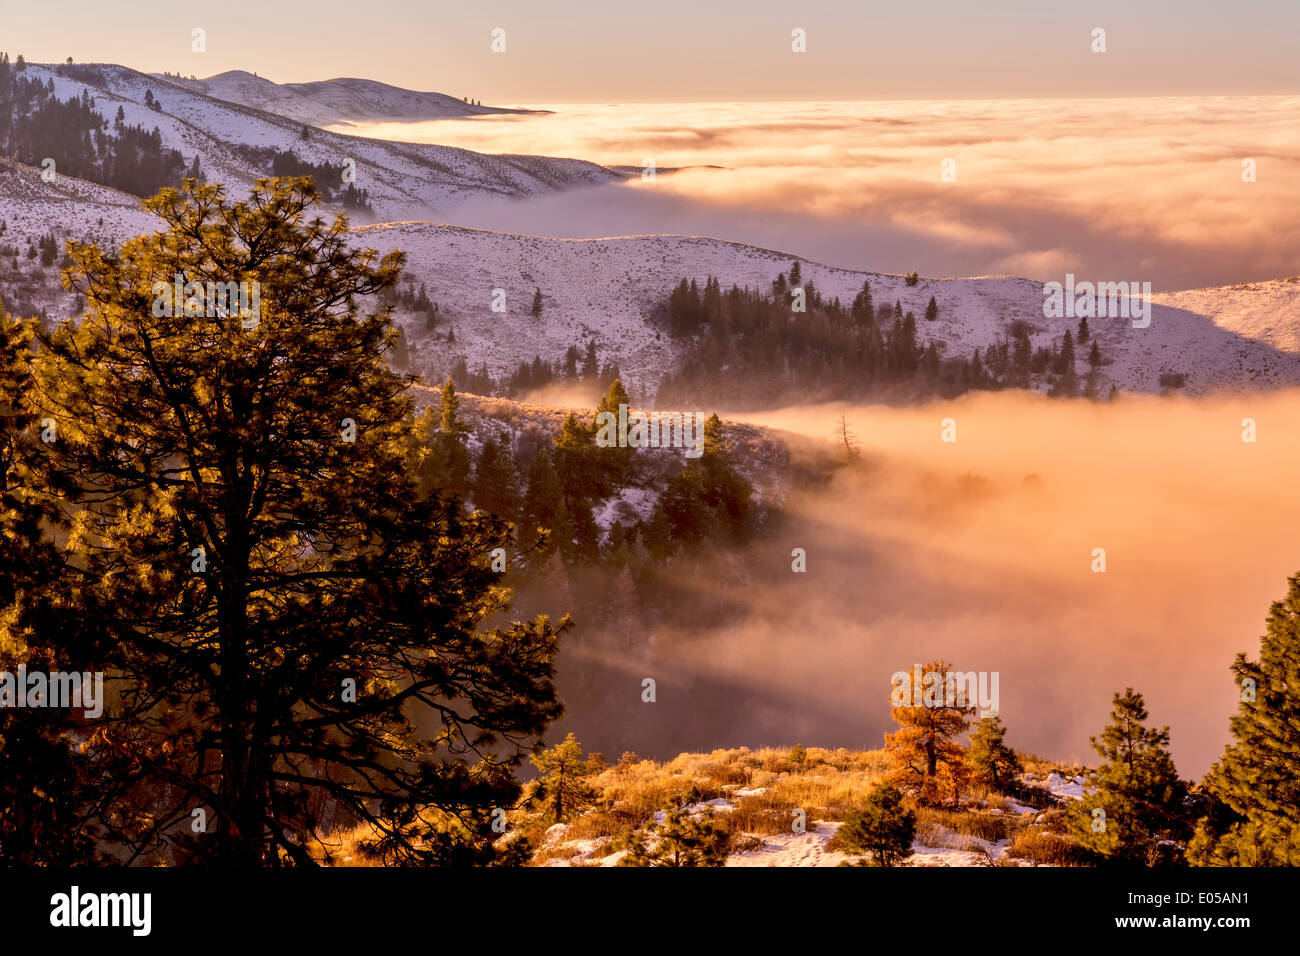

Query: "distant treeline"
<box><xmin>653</xmin><ymin>264</ymin><xmax>1107</xmax><ymax>408</ymax></box>
<box><xmin>229</xmin><ymin>141</ymin><xmax>375</xmax><ymax>214</ymax></box>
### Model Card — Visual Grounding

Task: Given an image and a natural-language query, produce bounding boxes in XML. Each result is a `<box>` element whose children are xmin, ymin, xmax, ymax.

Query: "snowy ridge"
<box><xmin>153</xmin><ymin>70</ymin><xmax>543</xmax><ymax>128</ymax></box>
<box><xmin>5</xmin><ymin>171</ymin><xmax>1300</xmax><ymax>399</ymax></box>
<box><xmin>356</xmin><ymin>222</ymin><xmax>1300</xmax><ymax>398</ymax></box>
<box><xmin>20</xmin><ymin>63</ymin><xmax>621</xmax><ymax>223</ymax></box>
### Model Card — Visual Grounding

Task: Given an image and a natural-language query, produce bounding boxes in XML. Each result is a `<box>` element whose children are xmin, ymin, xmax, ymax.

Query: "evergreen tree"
<box><xmin>925</xmin><ymin>295</ymin><xmax>938</xmax><ymax>322</ymax></box>
<box><xmin>1190</xmin><ymin>573</ymin><xmax>1300</xmax><ymax>865</ymax></box>
<box><xmin>521</xmin><ymin>449</ymin><xmax>572</xmax><ymax>561</ymax></box>
<box><xmin>884</xmin><ymin>660</ymin><xmax>973</xmax><ymax>805</ymax></box>
<box><xmin>24</xmin><ymin>179</ymin><xmax>568</xmax><ymax>865</ymax></box>
<box><xmin>472</xmin><ymin>434</ymin><xmax>522</xmax><ymax>525</ymax></box>
<box><xmin>620</xmin><ymin>806</ymin><xmax>730</xmax><ymax>867</ymax></box>
<box><xmin>967</xmin><ymin>714</ymin><xmax>1022</xmax><ymax>792</ymax></box>
<box><xmin>1069</xmin><ymin>689</ymin><xmax>1188</xmax><ymax>864</ymax></box>
<box><xmin>528</xmin><ymin>732</ymin><xmax>597</xmax><ymax>824</ymax></box>
<box><xmin>596</xmin><ymin>378</ymin><xmax>630</xmax><ymax>416</ymax></box>
<box><xmin>531</xmin><ymin>287</ymin><xmax>543</xmax><ymax>317</ymax></box>
<box><xmin>416</xmin><ymin>377</ymin><xmax>472</xmax><ymax>500</ymax></box>
<box><xmin>838</xmin><ymin>784</ymin><xmax>915</xmax><ymax>866</ymax></box>
<box><xmin>1077</xmin><ymin>316</ymin><xmax>1090</xmax><ymax>343</ymax></box>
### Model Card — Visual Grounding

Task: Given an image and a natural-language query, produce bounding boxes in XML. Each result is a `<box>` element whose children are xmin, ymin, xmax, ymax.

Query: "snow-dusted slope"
<box><xmin>355</xmin><ymin>222</ymin><xmax>1300</xmax><ymax>398</ymax></box>
<box><xmin>21</xmin><ymin>63</ymin><xmax>620</xmax><ymax>223</ymax></box>
<box><xmin>4</xmin><ymin>165</ymin><xmax>1300</xmax><ymax>397</ymax></box>
<box><xmin>153</xmin><ymin>71</ymin><xmax>541</xmax><ymax>128</ymax></box>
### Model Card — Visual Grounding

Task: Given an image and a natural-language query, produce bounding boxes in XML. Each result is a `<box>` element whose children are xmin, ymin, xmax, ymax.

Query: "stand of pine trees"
<box><xmin>0</xmin><ymin>53</ymin><xmax>188</xmax><ymax>199</ymax></box>
<box><xmin>654</xmin><ymin>266</ymin><xmax>1106</xmax><ymax>408</ymax></box>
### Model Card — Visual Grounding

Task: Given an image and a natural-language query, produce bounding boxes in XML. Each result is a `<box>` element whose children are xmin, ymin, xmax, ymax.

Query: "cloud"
<box><xmin>347</xmin><ymin>95</ymin><xmax>1300</xmax><ymax>289</ymax></box>
<box><xmin>544</xmin><ymin>390</ymin><xmax>1300</xmax><ymax>778</ymax></box>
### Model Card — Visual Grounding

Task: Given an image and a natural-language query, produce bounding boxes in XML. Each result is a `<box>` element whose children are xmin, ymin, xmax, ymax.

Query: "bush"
<box><xmin>835</xmin><ymin>784</ymin><xmax>916</xmax><ymax>866</ymax></box>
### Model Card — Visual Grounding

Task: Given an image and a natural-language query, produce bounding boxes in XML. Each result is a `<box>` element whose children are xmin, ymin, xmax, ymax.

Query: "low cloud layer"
<box><xmin>552</xmin><ymin>390</ymin><xmax>1300</xmax><ymax>779</ymax></box>
<box><xmin>348</xmin><ymin>96</ymin><xmax>1300</xmax><ymax>290</ymax></box>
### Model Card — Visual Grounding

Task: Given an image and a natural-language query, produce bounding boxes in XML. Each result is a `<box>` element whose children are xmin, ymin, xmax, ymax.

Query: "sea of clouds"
<box><xmin>345</xmin><ymin>95</ymin><xmax>1300</xmax><ymax>291</ymax></box>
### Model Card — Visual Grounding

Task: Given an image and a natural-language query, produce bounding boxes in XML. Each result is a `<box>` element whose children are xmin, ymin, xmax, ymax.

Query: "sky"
<box><xmin>6</xmin><ymin>0</ymin><xmax>1300</xmax><ymax>102</ymax></box>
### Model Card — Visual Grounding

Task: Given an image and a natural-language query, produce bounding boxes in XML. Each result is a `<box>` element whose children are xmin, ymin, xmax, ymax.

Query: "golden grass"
<box><xmin>1005</xmin><ymin>826</ymin><xmax>1093</xmax><ymax>866</ymax></box>
<box><xmin>524</xmin><ymin>746</ymin><xmax>891</xmax><ymax>851</ymax></box>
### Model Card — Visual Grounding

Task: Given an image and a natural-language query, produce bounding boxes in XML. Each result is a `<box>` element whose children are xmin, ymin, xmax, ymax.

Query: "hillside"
<box><xmin>317</xmin><ymin>744</ymin><xmax>1093</xmax><ymax>867</ymax></box>
<box><xmin>6</xmin><ymin>174</ymin><xmax>1300</xmax><ymax>399</ymax></box>
<box><xmin>15</xmin><ymin>62</ymin><xmax>620</xmax><ymax>223</ymax></box>
<box><xmin>359</xmin><ymin>223</ymin><xmax>1300</xmax><ymax>399</ymax></box>
<box><xmin>526</xmin><ymin>746</ymin><xmax>1091</xmax><ymax>867</ymax></box>
<box><xmin>153</xmin><ymin>70</ymin><xmax>542</xmax><ymax>127</ymax></box>
<box><xmin>4</xmin><ymin>61</ymin><xmax>1300</xmax><ymax>399</ymax></box>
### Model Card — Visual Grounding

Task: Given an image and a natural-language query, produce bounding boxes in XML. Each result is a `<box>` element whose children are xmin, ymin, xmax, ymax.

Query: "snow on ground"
<box><xmin>593</xmin><ymin>486</ymin><xmax>660</xmax><ymax>532</ymax></box>
<box><xmin>1043</xmin><ymin>772</ymin><xmax>1089</xmax><ymax>800</ymax></box>
<box><xmin>727</xmin><ymin>822</ymin><xmax>852</xmax><ymax>867</ymax></box>
<box><xmin>359</xmin><ymin>222</ymin><xmax>1300</xmax><ymax>399</ymax></box>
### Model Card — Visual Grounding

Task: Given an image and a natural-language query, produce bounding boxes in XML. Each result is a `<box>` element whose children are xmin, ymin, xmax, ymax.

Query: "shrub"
<box><xmin>835</xmin><ymin>784</ymin><xmax>916</xmax><ymax>866</ymax></box>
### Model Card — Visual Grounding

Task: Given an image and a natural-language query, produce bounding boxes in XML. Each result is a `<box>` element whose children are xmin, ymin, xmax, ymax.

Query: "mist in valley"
<box><xmin>546</xmin><ymin>388</ymin><xmax>1300</xmax><ymax>780</ymax></box>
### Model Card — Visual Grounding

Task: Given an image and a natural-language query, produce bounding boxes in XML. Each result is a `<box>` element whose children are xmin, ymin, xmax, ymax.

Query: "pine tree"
<box><xmin>1190</xmin><ymin>573</ymin><xmax>1300</xmax><ymax>865</ymax></box>
<box><xmin>925</xmin><ymin>295</ymin><xmax>938</xmax><ymax>322</ymax></box>
<box><xmin>521</xmin><ymin>448</ymin><xmax>572</xmax><ymax>560</ymax></box>
<box><xmin>837</xmin><ymin>784</ymin><xmax>916</xmax><ymax>866</ymax></box>
<box><xmin>596</xmin><ymin>378</ymin><xmax>630</xmax><ymax>416</ymax></box>
<box><xmin>1077</xmin><ymin>316</ymin><xmax>1090</xmax><ymax>343</ymax></box>
<box><xmin>472</xmin><ymin>434</ymin><xmax>522</xmax><ymax>525</ymax></box>
<box><xmin>620</xmin><ymin>807</ymin><xmax>730</xmax><ymax>867</ymax></box>
<box><xmin>528</xmin><ymin>732</ymin><xmax>597</xmax><ymax>824</ymax></box>
<box><xmin>788</xmin><ymin>259</ymin><xmax>802</xmax><ymax>288</ymax></box>
<box><xmin>26</xmin><ymin>179</ymin><xmax>569</xmax><ymax>865</ymax></box>
<box><xmin>884</xmin><ymin>660</ymin><xmax>973</xmax><ymax>805</ymax></box>
<box><xmin>416</xmin><ymin>378</ymin><xmax>471</xmax><ymax>499</ymax></box>
<box><xmin>531</xmin><ymin>287</ymin><xmax>543</xmax><ymax>317</ymax></box>
<box><xmin>1069</xmin><ymin>689</ymin><xmax>1188</xmax><ymax>864</ymax></box>
<box><xmin>967</xmin><ymin>714</ymin><xmax>1022</xmax><ymax>792</ymax></box>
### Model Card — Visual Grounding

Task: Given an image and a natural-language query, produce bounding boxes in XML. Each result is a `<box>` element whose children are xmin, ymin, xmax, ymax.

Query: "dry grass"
<box><xmin>309</xmin><ymin>744</ymin><xmax>1090</xmax><ymax>867</ymax></box>
<box><xmin>917</xmin><ymin>807</ymin><xmax>1019</xmax><ymax>844</ymax></box>
<box><xmin>524</xmin><ymin>746</ymin><xmax>891</xmax><ymax>851</ymax></box>
<box><xmin>1005</xmin><ymin>826</ymin><xmax>1093</xmax><ymax>866</ymax></box>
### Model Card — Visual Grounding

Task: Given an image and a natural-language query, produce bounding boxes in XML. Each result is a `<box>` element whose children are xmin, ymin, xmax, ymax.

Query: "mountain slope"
<box><xmin>354</xmin><ymin>222</ymin><xmax>1300</xmax><ymax>399</ymax></box>
<box><xmin>21</xmin><ymin>63</ymin><xmax>620</xmax><ymax>223</ymax></box>
<box><xmin>153</xmin><ymin>71</ymin><xmax>541</xmax><ymax>128</ymax></box>
<box><xmin>4</xmin><ymin>163</ymin><xmax>1300</xmax><ymax>399</ymax></box>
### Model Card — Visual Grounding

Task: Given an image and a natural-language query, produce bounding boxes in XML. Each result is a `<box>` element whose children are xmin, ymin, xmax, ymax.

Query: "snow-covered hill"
<box><xmin>153</xmin><ymin>71</ymin><xmax>541</xmax><ymax>128</ymax></box>
<box><xmin>356</xmin><ymin>222</ymin><xmax>1300</xmax><ymax>399</ymax></box>
<box><xmin>5</xmin><ymin>162</ymin><xmax>1300</xmax><ymax>398</ymax></box>
<box><xmin>20</xmin><ymin>63</ymin><xmax>620</xmax><ymax>223</ymax></box>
